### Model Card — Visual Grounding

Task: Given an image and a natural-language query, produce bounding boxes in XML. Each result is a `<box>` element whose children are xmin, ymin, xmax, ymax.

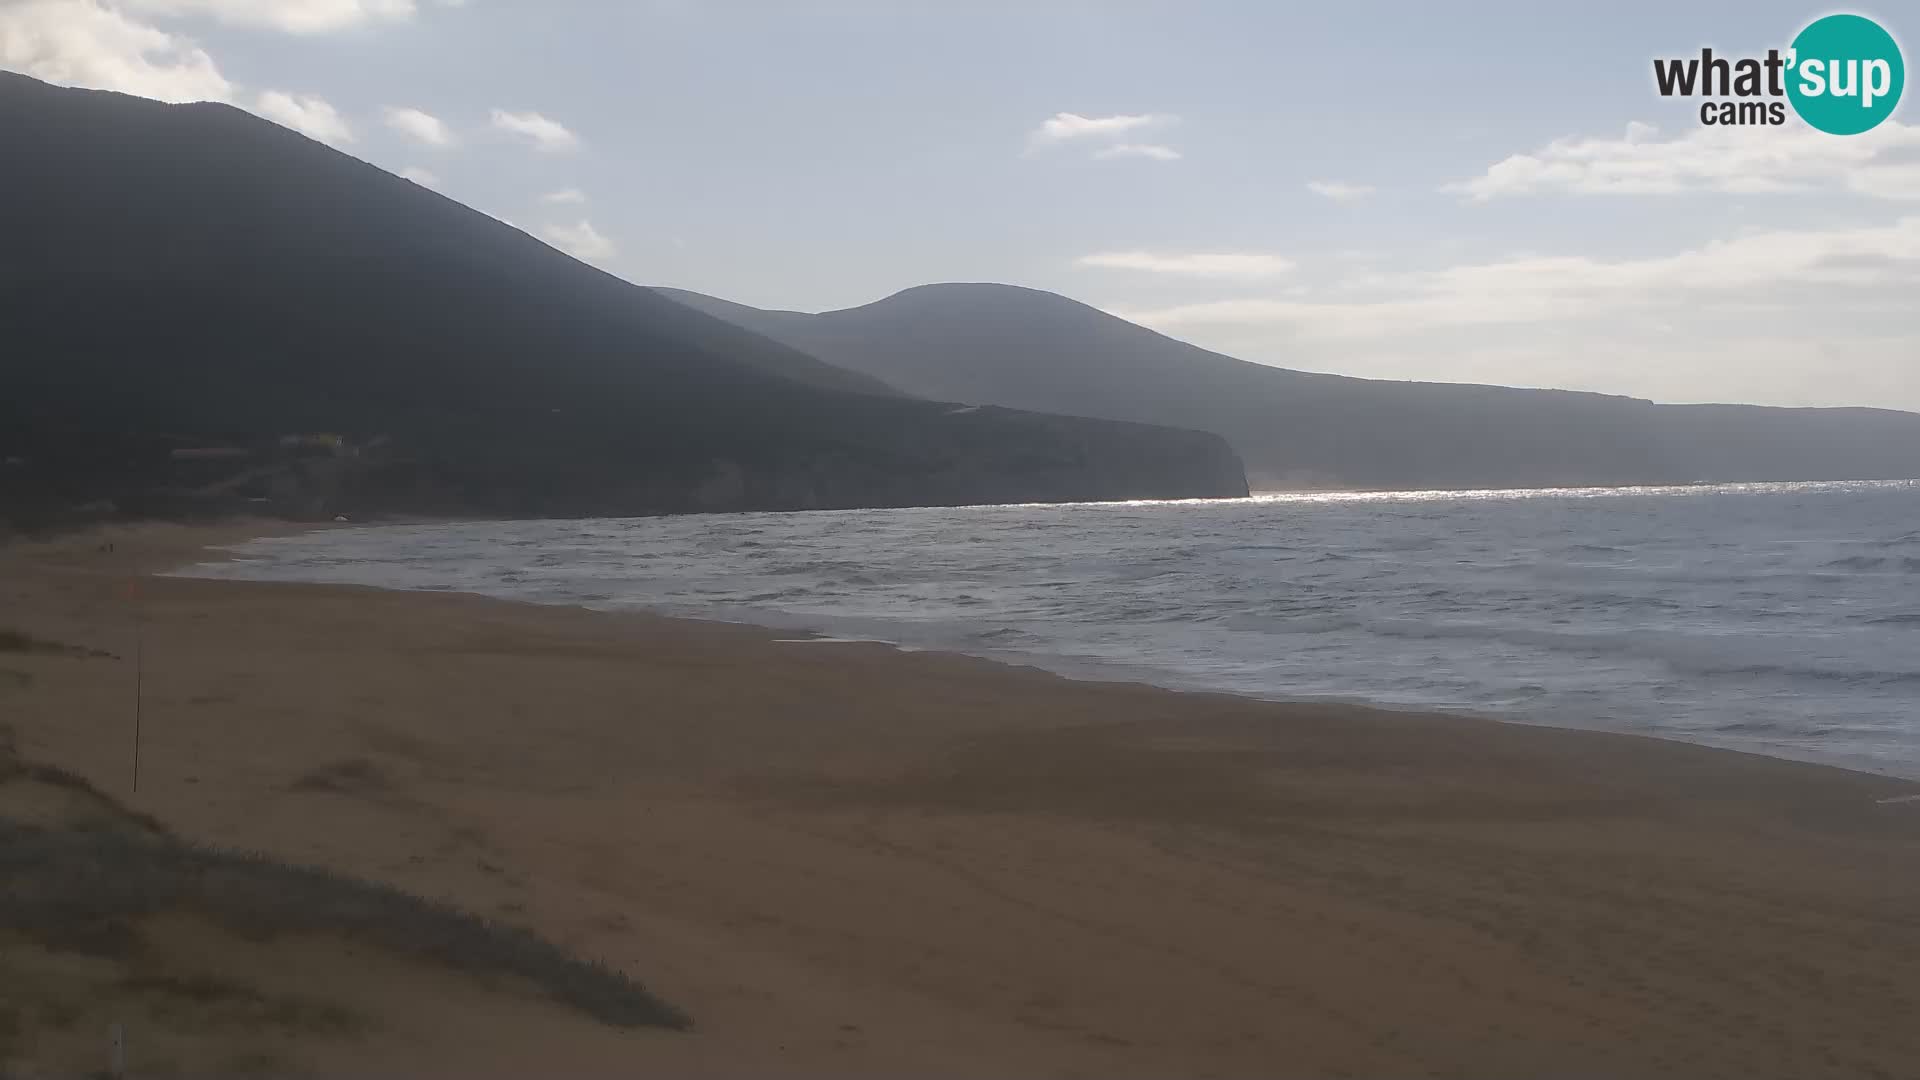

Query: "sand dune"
<box><xmin>5</xmin><ymin>522</ymin><xmax>1920</xmax><ymax>1077</ymax></box>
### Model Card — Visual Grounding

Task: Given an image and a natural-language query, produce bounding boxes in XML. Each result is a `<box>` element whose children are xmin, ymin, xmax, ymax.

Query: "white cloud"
<box><xmin>541</xmin><ymin>187</ymin><xmax>587</xmax><ymax>204</ymax></box>
<box><xmin>253</xmin><ymin>89</ymin><xmax>352</xmax><ymax>144</ymax></box>
<box><xmin>540</xmin><ymin>219</ymin><xmax>615</xmax><ymax>262</ymax></box>
<box><xmin>119</xmin><ymin>0</ymin><xmax>417</xmax><ymax>33</ymax></box>
<box><xmin>399</xmin><ymin>165</ymin><xmax>440</xmax><ymax>188</ymax></box>
<box><xmin>0</xmin><ymin>0</ymin><xmax>442</xmax><ymax>107</ymax></box>
<box><xmin>1845</xmin><ymin>163</ymin><xmax>1920</xmax><ymax>201</ymax></box>
<box><xmin>0</xmin><ymin>0</ymin><xmax>233</xmax><ymax>102</ymax></box>
<box><xmin>382</xmin><ymin>105</ymin><xmax>452</xmax><ymax>146</ymax></box>
<box><xmin>1306</xmin><ymin>180</ymin><xmax>1376</xmax><ymax>202</ymax></box>
<box><xmin>1113</xmin><ymin>217</ymin><xmax>1920</xmax><ymax>339</ymax></box>
<box><xmin>1077</xmin><ymin>251</ymin><xmax>1295</xmax><ymax>278</ymax></box>
<box><xmin>1028</xmin><ymin>112</ymin><xmax>1181</xmax><ymax>160</ymax></box>
<box><xmin>1094</xmin><ymin>143</ymin><xmax>1181</xmax><ymax>161</ymax></box>
<box><xmin>1031</xmin><ymin>111</ymin><xmax>1166</xmax><ymax>143</ymax></box>
<box><xmin>1452</xmin><ymin>120</ymin><xmax>1920</xmax><ymax>200</ymax></box>
<box><xmin>491</xmin><ymin>108</ymin><xmax>579</xmax><ymax>151</ymax></box>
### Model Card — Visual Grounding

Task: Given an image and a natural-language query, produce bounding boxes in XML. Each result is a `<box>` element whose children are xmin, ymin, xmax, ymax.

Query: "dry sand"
<box><xmin>5</xmin><ymin>520</ymin><xmax>1920</xmax><ymax>1078</ymax></box>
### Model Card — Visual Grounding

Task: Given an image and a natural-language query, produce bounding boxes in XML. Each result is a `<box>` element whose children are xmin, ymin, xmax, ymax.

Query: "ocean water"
<box><xmin>181</xmin><ymin>480</ymin><xmax>1920</xmax><ymax>777</ymax></box>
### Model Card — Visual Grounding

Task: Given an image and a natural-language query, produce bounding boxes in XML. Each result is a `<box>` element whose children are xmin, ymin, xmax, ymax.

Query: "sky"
<box><xmin>3</xmin><ymin>0</ymin><xmax>1917</xmax><ymax>410</ymax></box>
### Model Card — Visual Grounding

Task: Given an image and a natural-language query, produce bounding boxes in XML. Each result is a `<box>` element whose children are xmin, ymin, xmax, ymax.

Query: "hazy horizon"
<box><xmin>3</xmin><ymin>0</ymin><xmax>1915</xmax><ymax>411</ymax></box>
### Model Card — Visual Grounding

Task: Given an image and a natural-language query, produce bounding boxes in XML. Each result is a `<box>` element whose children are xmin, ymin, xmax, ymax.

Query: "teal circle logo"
<box><xmin>1787</xmin><ymin>14</ymin><xmax>1905</xmax><ymax>134</ymax></box>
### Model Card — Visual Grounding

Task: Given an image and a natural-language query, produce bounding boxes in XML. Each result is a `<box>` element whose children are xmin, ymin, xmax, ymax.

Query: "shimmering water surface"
<box><xmin>183</xmin><ymin>480</ymin><xmax>1920</xmax><ymax>776</ymax></box>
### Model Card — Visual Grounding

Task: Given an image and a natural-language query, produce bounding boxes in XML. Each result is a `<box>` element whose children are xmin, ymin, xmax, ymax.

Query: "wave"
<box><xmin>1710</xmin><ymin>719</ymin><xmax>1841</xmax><ymax>737</ymax></box>
<box><xmin>1828</xmin><ymin>555</ymin><xmax>1884</xmax><ymax>570</ymax></box>
<box><xmin>1823</xmin><ymin>555</ymin><xmax>1920</xmax><ymax>572</ymax></box>
<box><xmin>1223</xmin><ymin>613</ymin><xmax>1358</xmax><ymax>634</ymax></box>
<box><xmin>1215</xmin><ymin>607</ymin><xmax>1920</xmax><ymax>685</ymax></box>
<box><xmin>743</xmin><ymin>587</ymin><xmax>818</xmax><ymax>603</ymax></box>
<box><xmin>967</xmin><ymin>626</ymin><xmax>1044</xmax><ymax>646</ymax></box>
<box><xmin>1356</xmin><ymin>616</ymin><xmax>1920</xmax><ymax>686</ymax></box>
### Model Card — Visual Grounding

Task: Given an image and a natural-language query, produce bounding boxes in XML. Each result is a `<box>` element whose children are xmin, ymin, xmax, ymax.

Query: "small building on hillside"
<box><xmin>168</xmin><ymin>447</ymin><xmax>251</xmax><ymax>462</ymax></box>
<box><xmin>278</xmin><ymin>433</ymin><xmax>351</xmax><ymax>457</ymax></box>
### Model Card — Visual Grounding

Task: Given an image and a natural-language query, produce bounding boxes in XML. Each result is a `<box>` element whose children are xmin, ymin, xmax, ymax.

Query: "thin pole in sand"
<box><xmin>124</xmin><ymin>578</ymin><xmax>143</xmax><ymax>793</ymax></box>
<box><xmin>133</xmin><ymin>617</ymin><xmax>143</xmax><ymax>793</ymax></box>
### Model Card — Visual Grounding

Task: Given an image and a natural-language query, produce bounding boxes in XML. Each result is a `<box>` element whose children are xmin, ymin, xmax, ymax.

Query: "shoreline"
<box><xmin>178</xmin><ymin>517</ymin><xmax>1920</xmax><ymax>785</ymax></box>
<box><xmin>7</xmin><ymin>520</ymin><xmax>1920</xmax><ymax>1077</ymax></box>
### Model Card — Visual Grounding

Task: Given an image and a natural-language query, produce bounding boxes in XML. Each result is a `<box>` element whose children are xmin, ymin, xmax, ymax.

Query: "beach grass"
<box><xmin>0</xmin><ymin>822</ymin><xmax>687</xmax><ymax>1031</ymax></box>
<box><xmin>0</xmin><ymin>731</ymin><xmax>688</xmax><ymax>1034</ymax></box>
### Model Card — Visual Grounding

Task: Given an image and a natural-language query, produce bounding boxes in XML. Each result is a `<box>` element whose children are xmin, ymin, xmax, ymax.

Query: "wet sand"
<box><xmin>5</xmin><ymin>521</ymin><xmax>1920</xmax><ymax>1078</ymax></box>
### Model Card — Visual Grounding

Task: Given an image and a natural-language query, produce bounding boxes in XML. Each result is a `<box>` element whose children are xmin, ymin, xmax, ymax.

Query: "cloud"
<box><xmin>1113</xmin><ymin>217</ymin><xmax>1920</xmax><ymax>339</ymax></box>
<box><xmin>540</xmin><ymin>187</ymin><xmax>587</xmax><ymax>204</ymax></box>
<box><xmin>118</xmin><ymin>0</ymin><xmax>417</xmax><ymax>33</ymax></box>
<box><xmin>1850</xmin><ymin>164</ymin><xmax>1920</xmax><ymax>201</ymax></box>
<box><xmin>1031</xmin><ymin>111</ymin><xmax>1168</xmax><ymax>144</ymax></box>
<box><xmin>253</xmin><ymin>90</ymin><xmax>351</xmax><ymax>143</ymax></box>
<box><xmin>399</xmin><ymin>165</ymin><xmax>440</xmax><ymax>188</ymax></box>
<box><xmin>1077</xmin><ymin>251</ymin><xmax>1295</xmax><ymax>278</ymax></box>
<box><xmin>0</xmin><ymin>0</ymin><xmax>233</xmax><ymax>102</ymax></box>
<box><xmin>1306</xmin><ymin>180</ymin><xmax>1375</xmax><ymax>202</ymax></box>
<box><xmin>1028</xmin><ymin>111</ymin><xmax>1181</xmax><ymax>161</ymax></box>
<box><xmin>540</xmin><ymin>219</ymin><xmax>615</xmax><ymax>262</ymax></box>
<box><xmin>1094</xmin><ymin>143</ymin><xmax>1181</xmax><ymax>161</ymax></box>
<box><xmin>1452</xmin><ymin>120</ymin><xmax>1920</xmax><ymax>200</ymax></box>
<box><xmin>1029</xmin><ymin>111</ymin><xmax>1182</xmax><ymax>159</ymax></box>
<box><xmin>0</xmin><ymin>0</ymin><xmax>441</xmax><ymax>106</ymax></box>
<box><xmin>382</xmin><ymin>105</ymin><xmax>452</xmax><ymax>146</ymax></box>
<box><xmin>490</xmin><ymin>108</ymin><xmax>579</xmax><ymax>152</ymax></box>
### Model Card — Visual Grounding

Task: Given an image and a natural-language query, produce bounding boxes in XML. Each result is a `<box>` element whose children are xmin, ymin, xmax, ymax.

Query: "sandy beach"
<box><xmin>6</xmin><ymin>521</ymin><xmax>1920</xmax><ymax>1078</ymax></box>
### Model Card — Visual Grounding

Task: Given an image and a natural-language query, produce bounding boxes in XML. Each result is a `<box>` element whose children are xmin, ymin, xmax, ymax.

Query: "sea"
<box><xmin>179</xmin><ymin>480</ymin><xmax>1920</xmax><ymax>778</ymax></box>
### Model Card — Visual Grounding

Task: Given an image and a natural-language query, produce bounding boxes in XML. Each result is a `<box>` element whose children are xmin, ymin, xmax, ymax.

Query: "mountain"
<box><xmin>0</xmin><ymin>74</ymin><xmax>1245</xmax><ymax>525</ymax></box>
<box><xmin>657</xmin><ymin>283</ymin><xmax>1920</xmax><ymax>491</ymax></box>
